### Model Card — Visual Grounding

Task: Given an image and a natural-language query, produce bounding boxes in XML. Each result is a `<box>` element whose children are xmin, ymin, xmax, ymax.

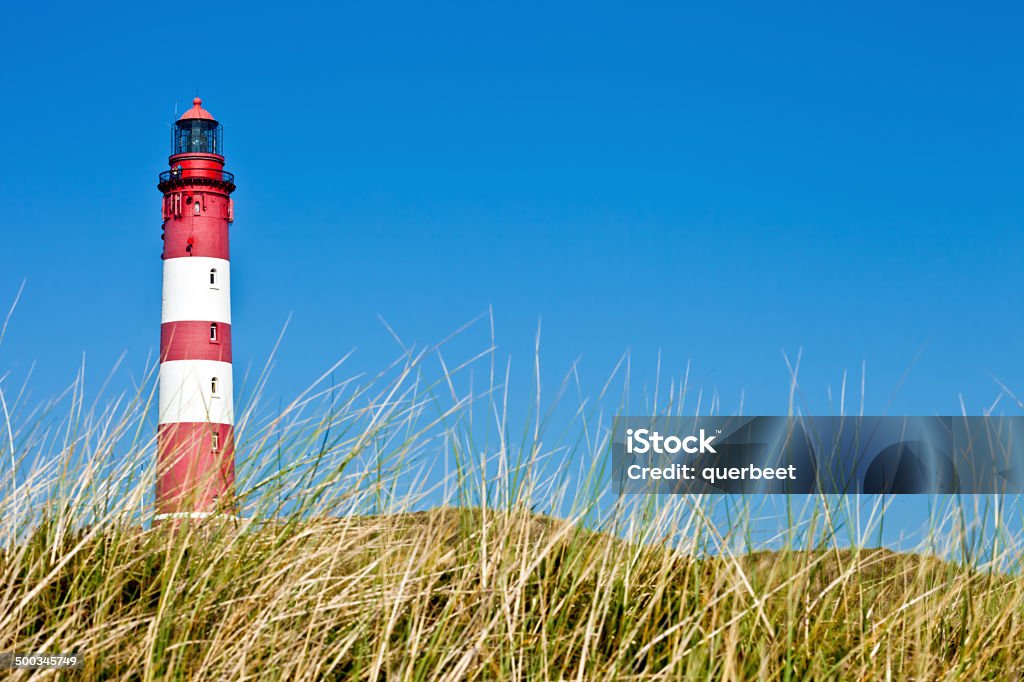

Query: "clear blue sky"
<box><xmin>0</xmin><ymin>2</ymin><xmax>1022</xmax><ymax>541</ymax></box>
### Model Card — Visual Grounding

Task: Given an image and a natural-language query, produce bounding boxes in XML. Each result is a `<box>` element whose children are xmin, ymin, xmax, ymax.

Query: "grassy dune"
<box><xmin>3</xmin><ymin>507</ymin><xmax>1022</xmax><ymax>680</ymax></box>
<box><xmin>1</xmin><ymin>326</ymin><xmax>1022</xmax><ymax>679</ymax></box>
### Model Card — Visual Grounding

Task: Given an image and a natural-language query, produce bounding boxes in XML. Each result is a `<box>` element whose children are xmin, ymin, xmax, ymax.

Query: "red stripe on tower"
<box><xmin>161</xmin><ymin>321</ymin><xmax>233</xmax><ymax>363</ymax></box>
<box><xmin>156</xmin><ymin>97</ymin><xmax>237</xmax><ymax>521</ymax></box>
<box><xmin>156</xmin><ymin>422</ymin><xmax>236</xmax><ymax>512</ymax></box>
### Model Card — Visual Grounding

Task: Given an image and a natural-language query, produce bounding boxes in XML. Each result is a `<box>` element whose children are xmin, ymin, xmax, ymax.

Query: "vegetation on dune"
<box><xmin>2</xmin><ymin>506</ymin><xmax>1022</xmax><ymax>680</ymax></box>
<box><xmin>1</xmin><ymin>321</ymin><xmax>1022</xmax><ymax>679</ymax></box>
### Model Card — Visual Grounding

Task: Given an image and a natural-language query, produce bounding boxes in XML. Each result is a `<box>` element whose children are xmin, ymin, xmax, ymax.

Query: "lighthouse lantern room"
<box><xmin>156</xmin><ymin>97</ymin><xmax>237</xmax><ymax>521</ymax></box>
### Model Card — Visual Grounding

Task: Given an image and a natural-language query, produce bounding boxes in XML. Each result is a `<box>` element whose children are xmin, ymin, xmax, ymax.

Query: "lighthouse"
<box><xmin>156</xmin><ymin>98</ymin><xmax>236</xmax><ymax>520</ymax></box>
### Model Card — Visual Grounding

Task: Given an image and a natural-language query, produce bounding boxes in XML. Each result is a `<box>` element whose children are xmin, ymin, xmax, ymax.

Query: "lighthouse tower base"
<box><xmin>155</xmin><ymin>422</ymin><xmax>236</xmax><ymax>518</ymax></box>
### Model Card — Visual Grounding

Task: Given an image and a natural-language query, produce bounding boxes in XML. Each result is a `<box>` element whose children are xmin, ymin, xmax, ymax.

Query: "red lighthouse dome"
<box><xmin>179</xmin><ymin>97</ymin><xmax>215</xmax><ymax>121</ymax></box>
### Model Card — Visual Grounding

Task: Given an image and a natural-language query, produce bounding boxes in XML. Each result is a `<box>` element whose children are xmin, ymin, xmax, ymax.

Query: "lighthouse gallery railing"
<box><xmin>159</xmin><ymin>169</ymin><xmax>235</xmax><ymax>184</ymax></box>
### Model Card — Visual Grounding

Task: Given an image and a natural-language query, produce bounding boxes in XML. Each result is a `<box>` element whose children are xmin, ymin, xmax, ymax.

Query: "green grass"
<box><xmin>1</xmin><ymin>321</ymin><xmax>1022</xmax><ymax>679</ymax></box>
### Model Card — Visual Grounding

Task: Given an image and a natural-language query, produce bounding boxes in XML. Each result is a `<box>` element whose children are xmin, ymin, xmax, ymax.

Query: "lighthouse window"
<box><xmin>211</xmin><ymin>431</ymin><xmax>220</xmax><ymax>451</ymax></box>
<box><xmin>210</xmin><ymin>323</ymin><xmax>218</xmax><ymax>342</ymax></box>
<box><xmin>209</xmin><ymin>268</ymin><xmax>218</xmax><ymax>288</ymax></box>
<box><xmin>193</xmin><ymin>201</ymin><xmax>201</xmax><ymax>216</ymax></box>
<box><xmin>173</xmin><ymin>119</ymin><xmax>223</xmax><ymax>155</ymax></box>
<box><xmin>211</xmin><ymin>377</ymin><xmax>219</xmax><ymax>396</ymax></box>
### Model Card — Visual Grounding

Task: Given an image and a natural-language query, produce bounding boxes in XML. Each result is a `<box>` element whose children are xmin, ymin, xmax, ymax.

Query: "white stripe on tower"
<box><xmin>157</xmin><ymin>359</ymin><xmax>234</xmax><ymax>425</ymax></box>
<box><xmin>162</xmin><ymin>257</ymin><xmax>232</xmax><ymax>323</ymax></box>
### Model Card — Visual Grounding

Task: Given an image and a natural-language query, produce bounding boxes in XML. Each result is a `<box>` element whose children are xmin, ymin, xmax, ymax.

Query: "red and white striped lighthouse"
<box><xmin>156</xmin><ymin>98</ymin><xmax>236</xmax><ymax>520</ymax></box>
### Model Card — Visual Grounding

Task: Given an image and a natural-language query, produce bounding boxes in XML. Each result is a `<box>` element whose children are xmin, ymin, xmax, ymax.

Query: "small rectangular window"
<box><xmin>211</xmin><ymin>377</ymin><xmax>219</xmax><ymax>396</ymax></box>
<box><xmin>210</xmin><ymin>323</ymin><xmax>218</xmax><ymax>342</ymax></box>
<box><xmin>211</xmin><ymin>431</ymin><xmax>220</xmax><ymax>451</ymax></box>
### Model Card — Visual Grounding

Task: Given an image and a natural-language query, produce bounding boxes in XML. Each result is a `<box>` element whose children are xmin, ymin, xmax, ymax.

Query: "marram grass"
<box><xmin>4</xmin><ymin>507</ymin><xmax>1022</xmax><ymax>680</ymax></box>
<box><xmin>1</xmin><ymin>333</ymin><xmax>1022</xmax><ymax>680</ymax></box>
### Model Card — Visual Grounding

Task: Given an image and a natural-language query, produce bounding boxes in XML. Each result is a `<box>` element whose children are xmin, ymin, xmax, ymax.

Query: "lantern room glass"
<box><xmin>173</xmin><ymin>119</ymin><xmax>223</xmax><ymax>155</ymax></box>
